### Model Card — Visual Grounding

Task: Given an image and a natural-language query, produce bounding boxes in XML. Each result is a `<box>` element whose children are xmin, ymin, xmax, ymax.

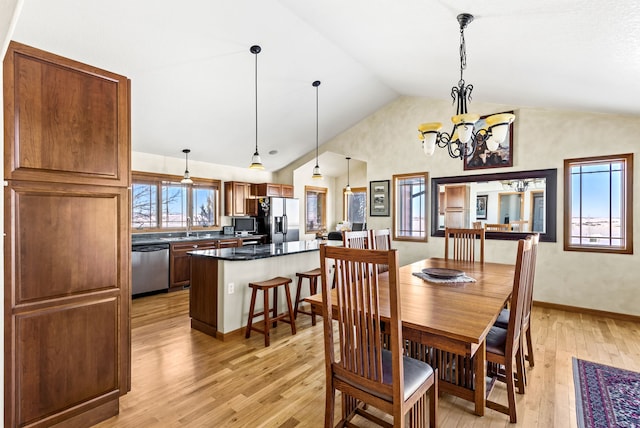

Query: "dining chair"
<box><xmin>485</xmin><ymin>236</ymin><xmax>535</xmax><ymax>423</ymax></box>
<box><xmin>444</xmin><ymin>227</ymin><xmax>485</xmax><ymax>264</ymax></box>
<box><xmin>509</xmin><ymin>220</ymin><xmax>529</xmax><ymax>232</ymax></box>
<box><xmin>319</xmin><ymin>245</ymin><xmax>438</xmax><ymax>427</ymax></box>
<box><xmin>343</xmin><ymin>230</ymin><xmax>370</xmax><ymax>249</ymax></box>
<box><xmin>484</xmin><ymin>223</ymin><xmax>510</xmax><ymax>232</ymax></box>
<box><xmin>370</xmin><ymin>228</ymin><xmax>392</xmax><ymax>273</ymax></box>
<box><xmin>472</xmin><ymin>221</ymin><xmax>482</xmax><ymax>229</ymax></box>
<box><xmin>494</xmin><ymin>233</ymin><xmax>539</xmax><ymax>372</ymax></box>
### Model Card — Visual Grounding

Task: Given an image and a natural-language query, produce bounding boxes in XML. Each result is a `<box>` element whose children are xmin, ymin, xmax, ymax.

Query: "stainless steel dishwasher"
<box><xmin>131</xmin><ymin>243</ymin><xmax>169</xmax><ymax>295</ymax></box>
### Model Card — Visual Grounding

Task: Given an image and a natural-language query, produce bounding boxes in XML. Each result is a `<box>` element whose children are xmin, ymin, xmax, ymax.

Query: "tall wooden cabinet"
<box><xmin>443</xmin><ymin>184</ymin><xmax>470</xmax><ymax>228</ymax></box>
<box><xmin>3</xmin><ymin>41</ymin><xmax>131</xmax><ymax>427</ymax></box>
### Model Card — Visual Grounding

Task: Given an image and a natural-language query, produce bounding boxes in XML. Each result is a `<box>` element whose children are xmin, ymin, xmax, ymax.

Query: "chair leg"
<box><xmin>245</xmin><ymin>287</ymin><xmax>257</xmax><ymax>339</ymax></box>
<box><xmin>515</xmin><ymin>347</ymin><xmax>526</xmax><ymax>394</ymax></box>
<box><xmin>310</xmin><ymin>276</ymin><xmax>317</xmax><ymax>325</ymax></box>
<box><xmin>271</xmin><ymin>287</ymin><xmax>278</xmax><ymax>328</ymax></box>
<box><xmin>506</xmin><ymin>360</ymin><xmax>517</xmax><ymax>423</ymax></box>
<box><xmin>283</xmin><ymin>282</ymin><xmax>296</xmax><ymax>335</ymax></box>
<box><xmin>430</xmin><ymin>369</ymin><xmax>438</xmax><ymax>428</ymax></box>
<box><xmin>324</xmin><ymin>384</ymin><xmax>335</xmax><ymax>428</ymax></box>
<box><xmin>294</xmin><ymin>275</ymin><xmax>303</xmax><ymax>320</ymax></box>
<box><xmin>263</xmin><ymin>288</ymin><xmax>270</xmax><ymax>347</ymax></box>
<box><xmin>526</xmin><ymin>326</ymin><xmax>535</xmax><ymax>367</ymax></box>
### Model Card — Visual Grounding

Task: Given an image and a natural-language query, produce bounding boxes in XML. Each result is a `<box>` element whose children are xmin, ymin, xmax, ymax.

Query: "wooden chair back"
<box><xmin>444</xmin><ymin>227</ymin><xmax>485</xmax><ymax>263</ymax></box>
<box><xmin>369</xmin><ymin>228</ymin><xmax>391</xmax><ymax>250</ymax></box>
<box><xmin>343</xmin><ymin>230</ymin><xmax>369</xmax><ymax>249</ymax></box>
<box><xmin>509</xmin><ymin>220</ymin><xmax>529</xmax><ymax>232</ymax></box>
<box><xmin>485</xmin><ymin>223</ymin><xmax>510</xmax><ymax>232</ymax></box>
<box><xmin>521</xmin><ymin>233</ymin><xmax>539</xmax><ymax>334</ymax></box>
<box><xmin>505</xmin><ymin>237</ymin><xmax>535</xmax><ymax>359</ymax></box>
<box><xmin>320</xmin><ymin>245</ymin><xmax>437</xmax><ymax>427</ymax></box>
<box><xmin>472</xmin><ymin>221</ymin><xmax>482</xmax><ymax>229</ymax></box>
<box><xmin>369</xmin><ymin>228</ymin><xmax>392</xmax><ymax>273</ymax></box>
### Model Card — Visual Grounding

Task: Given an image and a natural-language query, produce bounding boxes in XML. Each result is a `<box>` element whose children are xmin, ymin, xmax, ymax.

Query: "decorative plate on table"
<box><xmin>422</xmin><ymin>268</ymin><xmax>465</xmax><ymax>279</ymax></box>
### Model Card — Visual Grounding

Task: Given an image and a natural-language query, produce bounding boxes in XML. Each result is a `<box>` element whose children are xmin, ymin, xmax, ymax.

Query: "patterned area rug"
<box><xmin>573</xmin><ymin>357</ymin><xmax>640</xmax><ymax>428</ymax></box>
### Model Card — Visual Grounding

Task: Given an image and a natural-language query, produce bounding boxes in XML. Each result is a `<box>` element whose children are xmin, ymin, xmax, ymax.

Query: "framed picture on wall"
<box><xmin>476</xmin><ymin>194</ymin><xmax>488</xmax><ymax>220</ymax></box>
<box><xmin>464</xmin><ymin>111</ymin><xmax>515</xmax><ymax>171</ymax></box>
<box><xmin>369</xmin><ymin>180</ymin><xmax>390</xmax><ymax>217</ymax></box>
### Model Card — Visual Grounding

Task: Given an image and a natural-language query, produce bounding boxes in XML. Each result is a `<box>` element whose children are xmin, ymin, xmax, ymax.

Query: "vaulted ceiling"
<box><xmin>11</xmin><ymin>0</ymin><xmax>640</xmax><ymax>172</ymax></box>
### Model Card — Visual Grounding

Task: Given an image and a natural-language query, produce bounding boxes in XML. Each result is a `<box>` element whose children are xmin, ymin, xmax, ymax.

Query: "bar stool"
<box><xmin>294</xmin><ymin>268</ymin><xmax>321</xmax><ymax>325</ymax></box>
<box><xmin>245</xmin><ymin>276</ymin><xmax>296</xmax><ymax>347</ymax></box>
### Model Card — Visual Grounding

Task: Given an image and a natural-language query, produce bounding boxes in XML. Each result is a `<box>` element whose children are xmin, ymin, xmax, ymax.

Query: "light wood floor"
<box><xmin>96</xmin><ymin>290</ymin><xmax>640</xmax><ymax>428</ymax></box>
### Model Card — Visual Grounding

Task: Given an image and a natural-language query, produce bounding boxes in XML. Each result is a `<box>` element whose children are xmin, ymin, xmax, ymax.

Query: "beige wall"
<box><xmin>278</xmin><ymin>96</ymin><xmax>640</xmax><ymax>316</ymax></box>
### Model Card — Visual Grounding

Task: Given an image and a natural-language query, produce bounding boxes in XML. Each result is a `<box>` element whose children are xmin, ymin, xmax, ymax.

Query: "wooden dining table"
<box><xmin>306</xmin><ymin>257</ymin><xmax>515</xmax><ymax>416</ymax></box>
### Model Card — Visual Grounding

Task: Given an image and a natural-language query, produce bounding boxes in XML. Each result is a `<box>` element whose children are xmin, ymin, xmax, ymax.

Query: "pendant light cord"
<box><xmin>315</xmin><ymin>83</ymin><xmax>319</xmax><ymax>165</ymax></box>
<box><xmin>254</xmin><ymin>50</ymin><xmax>258</xmax><ymax>154</ymax></box>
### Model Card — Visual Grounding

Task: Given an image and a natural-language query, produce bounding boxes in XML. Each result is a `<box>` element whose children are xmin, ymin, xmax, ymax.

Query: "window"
<box><xmin>132</xmin><ymin>172</ymin><xmax>220</xmax><ymax>231</ymax></box>
<box><xmin>343</xmin><ymin>187</ymin><xmax>367</xmax><ymax>227</ymax></box>
<box><xmin>393</xmin><ymin>172</ymin><xmax>428</xmax><ymax>241</ymax></box>
<box><xmin>305</xmin><ymin>186</ymin><xmax>327</xmax><ymax>233</ymax></box>
<box><xmin>564</xmin><ymin>154</ymin><xmax>633</xmax><ymax>254</ymax></box>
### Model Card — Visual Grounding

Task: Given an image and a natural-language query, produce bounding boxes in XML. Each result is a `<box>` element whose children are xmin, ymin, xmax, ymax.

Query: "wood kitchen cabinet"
<box><xmin>443</xmin><ymin>184</ymin><xmax>470</xmax><ymax>228</ymax></box>
<box><xmin>169</xmin><ymin>238</ymin><xmax>241</xmax><ymax>289</ymax></box>
<box><xmin>251</xmin><ymin>183</ymin><xmax>294</xmax><ymax>198</ymax></box>
<box><xmin>3</xmin><ymin>41</ymin><xmax>130</xmax><ymax>427</ymax></box>
<box><xmin>224</xmin><ymin>181</ymin><xmax>251</xmax><ymax>216</ymax></box>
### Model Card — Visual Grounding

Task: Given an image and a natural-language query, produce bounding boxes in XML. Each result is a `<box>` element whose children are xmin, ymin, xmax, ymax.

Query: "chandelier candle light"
<box><xmin>312</xmin><ymin>80</ymin><xmax>323</xmax><ymax>179</ymax></box>
<box><xmin>181</xmin><ymin>149</ymin><xmax>193</xmax><ymax>184</ymax></box>
<box><xmin>249</xmin><ymin>45</ymin><xmax>264</xmax><ymax>170</ymax></box>
<box><xmin>418</xmin><ymin>13</ymin><xmax>515</xmax><ymax>160</ymax></box>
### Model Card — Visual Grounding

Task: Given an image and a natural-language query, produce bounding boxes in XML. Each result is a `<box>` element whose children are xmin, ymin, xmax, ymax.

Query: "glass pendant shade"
<box><xmin>452</xmin><ymin>113</ymin><xmax>479</xmax><ymax>144</ymax></box>
<box><xmin>486</xmin><ymin>135</ymin><xmax>501</xmax><ymax>152</ymax></box>
<box><xmin>485</xmin><ymin>112</ymin><xmax>515</xmax><ymax>148</ymax></box>
<box><xmin>181</xmin><ymin>149</ymin><xmax>193</xmax><ymax>184</ymax></box>
<box><xmin>344</xmin><ymin>184</ymin><xmax>352</xmax><ymax>195</ymax></box>
<box><xmin>418</xmin><ymin>122</ymin><xmax>441</xmax><ymax>156</ymax></box>
<box><xmin>249</xmin><ymin>152</ymin><xmax>264</xmax><ymax>170</ymax></box>
<box><xmin>312</xmin><ymin>164</ymin><xmax>323</xmax><ymax>180</ymax></box>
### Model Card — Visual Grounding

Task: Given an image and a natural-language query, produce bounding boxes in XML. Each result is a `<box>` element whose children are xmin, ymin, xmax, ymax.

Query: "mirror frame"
<box><xmin>431</xmin><ymin>168</ymin><xmax>557</xmax><ymax>242</ymax></box>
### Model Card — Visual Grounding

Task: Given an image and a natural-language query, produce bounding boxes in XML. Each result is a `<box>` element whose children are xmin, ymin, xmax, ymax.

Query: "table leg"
<box><xmin>474</xmin><ymin>340</ymin><xmax>486</xmax><ymax>416</ymax></box>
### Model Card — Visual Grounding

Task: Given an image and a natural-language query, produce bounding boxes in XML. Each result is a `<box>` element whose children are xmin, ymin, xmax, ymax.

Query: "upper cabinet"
<box><xmin>251</xmin><ymin>183</ymin><xmax>294</xmax><ymax>198</ymax></box>
<box><xmin>224</xmin><ymin>181</ymin><xmax>251</xmax><ymax>216</ymax></box>
<box><xmin>3</xmin><ymin>42</ymin><xmax>130</xmax><ymax>186</ymax></box>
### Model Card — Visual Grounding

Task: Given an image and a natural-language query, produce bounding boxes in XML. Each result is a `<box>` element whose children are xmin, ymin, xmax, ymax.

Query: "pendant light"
<box><xmin>181</xmin><ymin>149</ymin><xmax>193</xmax><ymax>184</ymax></box>
<box><xmin>344</xmin><ymin>157</ymin><xmax>353</xmax><ymax>195</ymax></box>
<box><xmin>249</xmin><ymin>45</ymin><xmax>264</xmax><ymax>170</ymax></box>
<box><xmin>311</xmin><ymin>80</ymin><xmax>323</xmax><ymax>179</ymax></box>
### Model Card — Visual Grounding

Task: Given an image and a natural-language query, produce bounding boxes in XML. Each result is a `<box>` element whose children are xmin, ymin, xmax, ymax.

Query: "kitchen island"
<box><xmin>188</xmin><ymin>240</ymin><xmax>339</xmax><ymax>339</ymax></box>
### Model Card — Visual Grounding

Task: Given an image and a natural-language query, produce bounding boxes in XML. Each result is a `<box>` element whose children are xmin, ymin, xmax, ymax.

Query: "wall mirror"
<box><xmin>431</xmin><ymin>169</ymin><xmax>557</xmax><ymax>242</ymax></box>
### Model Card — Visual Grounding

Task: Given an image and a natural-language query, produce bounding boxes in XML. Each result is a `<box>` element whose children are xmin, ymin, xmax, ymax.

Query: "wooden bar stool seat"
<box><xmin>245</xmin><ymin>276</ymin><xmax>296</xmax><ymax>347</ymax></box>
<box><xmin>294</xmin><ymin>268</ymin><xmax>321</xmax><ymax>325</ymax></box>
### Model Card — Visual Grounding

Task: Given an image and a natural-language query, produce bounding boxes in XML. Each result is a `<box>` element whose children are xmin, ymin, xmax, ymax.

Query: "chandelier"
<box><xmin>418</xmin><ymin>13</ymin><xmax>515</xmax><ymax>160</ymax></box>
<box><xmin>501</xmin><ymin>178</ymin><xmax>542</xmax><ymax>193</ymax></box>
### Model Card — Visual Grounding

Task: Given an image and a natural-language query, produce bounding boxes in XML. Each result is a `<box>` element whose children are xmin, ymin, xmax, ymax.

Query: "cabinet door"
<box><xmin>5</xmin><ymin>181</ymin><xmax>129</xmax><ymax>427</ymax></box>
<box><xmin>4</xmin><ymin>42</ymin><xmax>130</xmax><ymax>187</ymax></box>
<box><xmin>217</xmin><ymin>238</ymin><xmax>241</xmax><ymax>248</ymax></box>
<box><xmin>233</xmin><ymin>182</ymin><xmax>249</xmax><ymax>215</ymax></box>
<box><xmin>281</xmin><ymin>185</ymin><xmax>294</xmax><ymax>198</ymax></box>
<box><xmin>444</xmin><ymin>185</ymin><xmax>470</xmax><ymax>228</ymax></box>
<box><xmin>170</xmin><ymin>240</ymin><xmax>217</xmax><ymax>289</ymax></box>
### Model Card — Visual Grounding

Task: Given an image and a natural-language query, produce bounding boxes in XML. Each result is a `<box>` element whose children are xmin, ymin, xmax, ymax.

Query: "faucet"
<box><xmin>186</xmin><ymin>217</ymin><xmax>192</xmax><ymax>237</ymax></box>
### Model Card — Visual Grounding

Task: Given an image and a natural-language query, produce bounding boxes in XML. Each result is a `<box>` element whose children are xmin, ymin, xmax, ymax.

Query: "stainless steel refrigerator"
<box><xmin>255</xmin><ymin>197</ymin><xmax>300</xmax><ymax>243</ymax></box>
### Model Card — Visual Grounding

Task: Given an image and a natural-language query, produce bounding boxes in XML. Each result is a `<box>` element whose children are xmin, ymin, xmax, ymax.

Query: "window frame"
<box><xmin>132</xmin><ymin>171</ymin><xmax>221</xmax><ymax>232</ymax></box>
<box><xmin>392</xmin><ymin>172</ymin><xmax>428</xmax><ymax>242</ymax></box>
<box><xmin>563</xmin><ymin>153</ymin><xmax>633</xmax><ymax>254</ymax></box>
<box><xmin>305</xmin><ymin>185</ymin><xmax>328</xmax><ymax>233</ymax></box>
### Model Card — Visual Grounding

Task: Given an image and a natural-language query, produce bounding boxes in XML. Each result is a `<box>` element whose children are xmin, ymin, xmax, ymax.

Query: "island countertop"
<box><xmin>188</xmin><ymin>239</ymin><xmax>340</xmax><ymax>261</ymax></box>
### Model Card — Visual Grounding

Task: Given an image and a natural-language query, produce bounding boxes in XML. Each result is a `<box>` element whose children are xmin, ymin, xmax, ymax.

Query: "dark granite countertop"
<box><xmin>188</xmin><ymin>240</ymin><xmax>340</xmax><ymax>261</ymax></box>
<box><xmin>132</xmin><ymin>233</ymin><xmax>264</xmax><ymax>246</ymax></box>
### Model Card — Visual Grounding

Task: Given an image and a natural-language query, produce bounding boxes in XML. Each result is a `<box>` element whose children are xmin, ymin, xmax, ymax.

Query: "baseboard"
<box><xmin>216</xmin><ymin>328</ymin><xmax>244</xmax><ymax>341</ymax></box>
<box><xmin>533</xmin><ymin>300</ymin><xmax>640</xmax><ymax>323</ymax></box>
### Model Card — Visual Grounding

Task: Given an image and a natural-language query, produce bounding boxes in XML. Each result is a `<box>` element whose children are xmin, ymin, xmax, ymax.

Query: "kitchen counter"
<box><xmin>188</xmin><ymin>239</ymin><xmax>338</xmax><ymax>261</ymax></box>
<box><xmin>188</xmin><ymin>239</ymin><xmax>339</xmax><ymax>339</ymax></box>
<box><xmin>131</xmin><ymin>233</ymin><xmax>265</xmax><ymax>246</ymax></box>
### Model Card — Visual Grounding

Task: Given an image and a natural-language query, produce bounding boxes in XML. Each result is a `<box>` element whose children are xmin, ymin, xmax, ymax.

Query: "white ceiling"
<box><xmin>10</xmin><ymin>0</ymin><xmax>640</xmax><ymax>173</ymax></box>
